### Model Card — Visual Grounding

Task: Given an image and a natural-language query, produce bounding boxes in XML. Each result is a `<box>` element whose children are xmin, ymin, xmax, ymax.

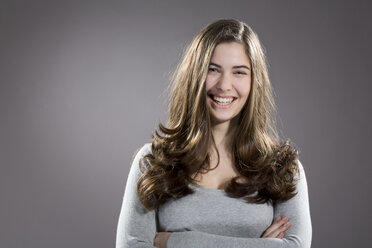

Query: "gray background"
<box><xmin>1</xmin><ymin>0</ymin><xmax>371</xmax><ymax>247</ymax></box>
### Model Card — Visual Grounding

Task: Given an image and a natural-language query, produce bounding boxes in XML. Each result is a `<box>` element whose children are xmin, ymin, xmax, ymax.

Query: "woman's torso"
<box><xmin>157</xmin><ymin>182</ymin><xmax>274</xmax><ymax>238</ymax></box>
<box><xmin>157</xmin><ymin>158</ymin><xmax>274</xmax><ymax>238</ymax></box>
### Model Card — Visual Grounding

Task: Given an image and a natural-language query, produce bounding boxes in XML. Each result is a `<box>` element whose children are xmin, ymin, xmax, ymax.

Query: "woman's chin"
<box><xmin>209</xmin><ymin>111</ymin><xmax>241</xmax><ymax>126</ymax></box>
<box><xmin>210</xmin><ymin>116</ymin><xmax>234</xmax><ymax>125</ymax></box>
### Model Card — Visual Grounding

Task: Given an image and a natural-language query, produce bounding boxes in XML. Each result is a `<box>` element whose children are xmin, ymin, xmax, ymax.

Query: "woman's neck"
<box><xmin>210</xmin><ymin>119</ymin><xmax>237</xmax><ymax>151</ymax></box>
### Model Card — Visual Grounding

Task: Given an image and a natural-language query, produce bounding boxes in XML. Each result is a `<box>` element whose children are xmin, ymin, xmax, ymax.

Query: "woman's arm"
<box><xmin>271</xmin><ymin>160</ymin><xmax>312</xmax><ymax>247</ymax></box>
<box><xmin>116</xmin><ymin>144</ymin><xmax>156</xmax><ymax>248</ymax></box>
<box><xmin>166</xmin><ymin>160</ymin><xmax>312</xmax><ymax>248</ymax></box>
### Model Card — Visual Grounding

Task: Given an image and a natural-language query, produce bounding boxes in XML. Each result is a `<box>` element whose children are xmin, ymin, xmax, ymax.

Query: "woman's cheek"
<box><xmin>205</xmin><ymin>77</ymin><xmax>217</xmax><ymax>91</ymax></box>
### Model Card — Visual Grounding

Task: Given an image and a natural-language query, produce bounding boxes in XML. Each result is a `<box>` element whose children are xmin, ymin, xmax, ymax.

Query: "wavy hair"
<box><xmin>137</xmin><ymin>19</ymin><xmax>300</xmax><ymax>211</ymax></box>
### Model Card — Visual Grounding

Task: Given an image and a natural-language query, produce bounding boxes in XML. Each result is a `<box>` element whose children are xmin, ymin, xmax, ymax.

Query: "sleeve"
<box><xmin>166</xmin><ymin>160</ymin><xmax>312</xmax><ymax>248</ymax></box>
<box><xmin>116</xmin><ymin>143</ymin><xmax>157</xmax><ymax>248</ymax></box>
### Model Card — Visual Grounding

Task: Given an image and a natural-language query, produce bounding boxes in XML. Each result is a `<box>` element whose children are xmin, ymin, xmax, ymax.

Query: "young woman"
<box><xmin>116</xmin><ymin>19</ymin><xmax>312</xmax><ymax>248</ymax></box>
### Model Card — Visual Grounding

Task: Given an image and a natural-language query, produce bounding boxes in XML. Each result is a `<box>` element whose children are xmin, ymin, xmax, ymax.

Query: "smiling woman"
<box><xmin>206</xmin><ymin>42</ymin><xmax>252</xmax><ymax>125</ymax></box>
<box><xmin>116</xmin><ymin>19</ymin><xmax>312</xmax><ymax>248</ymax></box>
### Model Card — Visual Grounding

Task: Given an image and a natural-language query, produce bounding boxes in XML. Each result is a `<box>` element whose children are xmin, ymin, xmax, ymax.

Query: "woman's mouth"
<box><xmin>209</xmin><ymin>95</ymin><xmax>236</xmax><ymax>106</ymax></box>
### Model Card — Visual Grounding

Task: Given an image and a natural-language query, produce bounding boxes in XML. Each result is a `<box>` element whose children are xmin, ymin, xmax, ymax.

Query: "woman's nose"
<box><xmin>216</xmin><ymin>73</ymin><xmax>233</xmax><ymax>91</ymax></box>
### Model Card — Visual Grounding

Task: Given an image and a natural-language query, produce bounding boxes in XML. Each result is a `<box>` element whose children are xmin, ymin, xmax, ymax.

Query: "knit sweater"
<box><xmin>116</xmin><ymin>143</ymin><xmax>312</xmax><ymax>248</ymax></box>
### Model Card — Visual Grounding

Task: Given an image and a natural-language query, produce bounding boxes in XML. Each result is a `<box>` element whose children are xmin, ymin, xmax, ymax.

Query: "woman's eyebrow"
<box><xmin>233</xmin><ymin>65</ymin><xmax>250</xmax><ymax>70</ymax></box>
<box><xmin>209</xmin><ymin>62</ymin><xmax>250</xmax><ymax>70</ymax></box>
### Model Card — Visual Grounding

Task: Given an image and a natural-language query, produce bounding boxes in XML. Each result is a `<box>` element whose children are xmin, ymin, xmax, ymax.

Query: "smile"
<box><xmin>210</xmin><ymin>95</ymin><xmax>237</xmax><ymax>106</ymax></box>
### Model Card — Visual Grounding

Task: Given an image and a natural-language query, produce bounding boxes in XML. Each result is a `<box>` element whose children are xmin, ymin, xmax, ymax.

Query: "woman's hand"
<box><xmin>154</xmin><ymin>232</ymin><xmax>172</xmax><ymax>248</ymax></box>
<box><xmin>261</xmin><ymin>216</ymin><xmax>291</xmax><ymax>239</ymax></box>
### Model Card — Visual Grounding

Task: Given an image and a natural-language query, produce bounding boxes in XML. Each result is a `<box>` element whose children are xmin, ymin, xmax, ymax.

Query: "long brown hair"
<box><xmin>137</xmin><ymin>19</ymin><xmax>300</xmax><ymax>211</ymax></box>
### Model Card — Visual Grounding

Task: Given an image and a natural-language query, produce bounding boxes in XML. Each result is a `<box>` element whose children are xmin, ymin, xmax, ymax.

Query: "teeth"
<box><xmin>213</xmin><ymin>96</ymin><xmax>234</xmax><ymax>105</ymax></box>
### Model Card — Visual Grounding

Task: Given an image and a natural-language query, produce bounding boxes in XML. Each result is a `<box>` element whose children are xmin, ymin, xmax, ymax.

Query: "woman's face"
<box><xmin>205</xmin><ymin>41</ymin><xmax>252</xmax><ymax>126</ymax></box>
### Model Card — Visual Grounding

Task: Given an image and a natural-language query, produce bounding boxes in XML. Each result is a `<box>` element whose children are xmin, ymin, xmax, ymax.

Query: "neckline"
<box><xmin>188</xmin><ymin>182</ymin><xmax>226</xmax><ymax>193</ymax></box>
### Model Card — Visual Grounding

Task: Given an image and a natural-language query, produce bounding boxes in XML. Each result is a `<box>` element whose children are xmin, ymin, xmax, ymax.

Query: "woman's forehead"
<box><xmin>210</xmin><ymin>42</ymin><xmax>251</xmax><ymax>67</ymax></box>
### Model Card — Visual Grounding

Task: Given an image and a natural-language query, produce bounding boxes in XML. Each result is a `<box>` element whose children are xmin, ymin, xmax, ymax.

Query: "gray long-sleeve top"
<box><xmin>116</xmin><ymin>143</ymin><xmax>312</xmax><ymax>248</ymax></box>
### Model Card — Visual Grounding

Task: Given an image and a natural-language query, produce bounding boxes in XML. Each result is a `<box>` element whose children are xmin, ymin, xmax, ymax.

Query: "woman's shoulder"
<box><xmin>134</xmin><ymin>143</ymin><xmax>152</xmax><ymax>157</ymax></box>
<box><xmin>127</xmin><ymin>143</ymin><xmax>153</xmax><ymax>181</ymax></box>
<box><xmin>297</xmin><ymin>159</ymin><xmax>304</xmax><ymax>170</ymax></box>
<box><xmin>295</xmin><ymin>159</ymin><xmax>307</xmax><ymax>181</ymax></box>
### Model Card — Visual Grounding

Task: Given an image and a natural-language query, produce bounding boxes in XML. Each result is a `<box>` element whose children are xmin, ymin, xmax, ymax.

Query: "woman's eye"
<box><xmin>235</xmin><ymin>71</ymin><xmax>246</xmax><ymax>75</ymax></box>
<box><xmin>208</xmin><ymin>68</ymin><xmax>218</xmax><ymax>72</ymax></box>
